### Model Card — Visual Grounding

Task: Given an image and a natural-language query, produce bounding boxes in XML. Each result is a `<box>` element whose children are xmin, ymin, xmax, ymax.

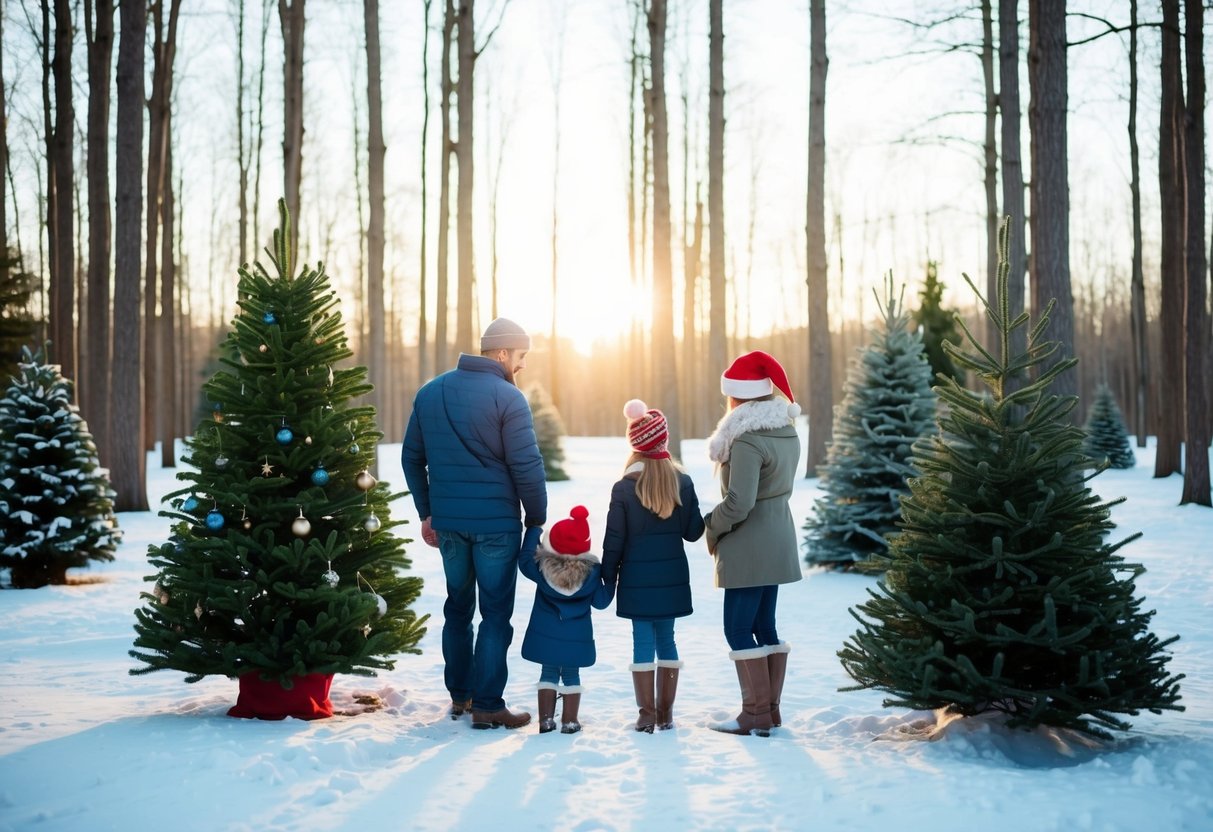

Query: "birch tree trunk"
<box><xmin>1180</xmin><ymin>0</ymin><xmax>1209</xmax><ymax>505</ymax></box>
<box><xmin>1027</xmin><ymin>0</ymin><xmax>1075</xmax><ymax>404</ymax></box>
<box><xmin>85</xmin><ymin>0</ymin><xmax>114</xmax><ymax>449</ymax></box>
<box><xmin>435</xmin><ymin>0</ymin><xmax>454</xmax><ymax>371</ymax></box>
<box><xmin>455</xmin><ymin>0</ymin><xmax>475</xmax><ymax>353</ymax></box>
<box><xmin>1154</xmin><ymin>0</ymin><xmax>1184</xmax><ymax>478</ymax></box>
<box><xmin>279</xmin><ymin>0</ymin><xmax>305</xmax><ymax>257</ymax></box>
<box><xmin>806</xmin><ymin>0</ymin><xmax>832</xmax><ymax>476</ymax></box>
<box><xmin>418</xmin><ymin>0</ymin><xmax>432</xmax><ymax>386</ymax></box>
<box><xmin>112</xmin><ymin>0</ymin><xmax>148</xmax><ymax>511</ymax></box>
<box><xmin>648</xmin><ymin>0</ymin><xmax>681</xmax><ymax>458</ymax></box>
<box><xmin>981</xmin><ymin>0</ymin><xmax>998</xmax><ymax>352</ymax></box>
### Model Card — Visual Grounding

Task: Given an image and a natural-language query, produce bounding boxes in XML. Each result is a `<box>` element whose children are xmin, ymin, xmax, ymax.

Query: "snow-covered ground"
<box><xmin>1</xmin><ymin>430</ymin><xmax>1210</xmax><ymax>832</ymax></box>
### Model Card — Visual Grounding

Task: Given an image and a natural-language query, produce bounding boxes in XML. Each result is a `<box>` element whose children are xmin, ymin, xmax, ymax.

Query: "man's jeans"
<box><xmin>438</xmin><ymin>530</ymin><xmax>521</xmax><ymax>711</ymax></box>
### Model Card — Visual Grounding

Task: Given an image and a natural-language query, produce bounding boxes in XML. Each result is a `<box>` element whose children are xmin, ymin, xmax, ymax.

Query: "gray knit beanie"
<box><xmin>480</xmin><ymin>317</ymin><xmax>531</xmax><ymax>352</ymax></box>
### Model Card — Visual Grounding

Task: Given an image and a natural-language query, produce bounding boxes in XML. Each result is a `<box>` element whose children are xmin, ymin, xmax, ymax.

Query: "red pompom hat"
<box><xmin>548</xmin><ymin>506</ymin><xmax>591</xmax><ymax>556</ymax></box>
<box><xmin>720</xmin><ymin>350</ymin><xmax>802</xmax><ymax>419</ymax></box>
<box><xmin>623</xmin><ymin>399</ymin><xmax>670</xmax><ymax>460</ymax></box>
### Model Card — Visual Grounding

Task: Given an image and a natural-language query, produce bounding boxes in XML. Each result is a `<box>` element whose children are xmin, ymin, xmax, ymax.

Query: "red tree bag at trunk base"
<box><xmin>227</xmin><ymin>672</ymin><xmax>334</xmax><ymax>720</ymax></box>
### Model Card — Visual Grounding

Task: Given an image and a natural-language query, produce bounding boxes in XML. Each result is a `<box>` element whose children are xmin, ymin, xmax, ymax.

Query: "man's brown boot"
<box><xmin>655</xmin><ymin>660</ymin><xmax>683</xmax><ymax>730</ymax></box>
<box><xmin>449</xmin><ymin>698</ymin><xmax>473</xmax><ymax>720</ymax></box>
<box><xmin>630</xmin><ymin>664</ymin><xmax>657</xmax><ymax>733</ymax></box>
<box><xmin>537</xmin><ymin>686</ymin><xmax>558</xmax><ymax>734</ymax></box>
<box><xmin>470</xmin><ymin>705</ymin><xmax>532</xmax><ymax>730</ymax></box>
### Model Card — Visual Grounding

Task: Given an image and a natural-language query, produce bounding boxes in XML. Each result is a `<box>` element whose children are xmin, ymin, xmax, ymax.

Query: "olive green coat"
<box><xmin>704</xmin><ymin>400</ymin><xmax>804</xmax><ymax>589</ymax></box>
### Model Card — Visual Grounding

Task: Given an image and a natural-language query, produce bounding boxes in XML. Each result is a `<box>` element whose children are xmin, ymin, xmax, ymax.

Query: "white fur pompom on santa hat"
<box><xmin>720</xmin><ymin>351</ymin><xmax>802</xmax><ymax>419</ymax></box>
<box><xmin>623</xmin><ymin>399</ymin><xmax>649</xmax><ymax>421</ymax></box>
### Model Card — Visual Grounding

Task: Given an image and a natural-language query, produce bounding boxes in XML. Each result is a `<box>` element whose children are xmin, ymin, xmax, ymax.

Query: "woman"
<box><xmin>704</xmin><ymin>350</ymin><xmax>802</xmax><ymax>737</ymax></box>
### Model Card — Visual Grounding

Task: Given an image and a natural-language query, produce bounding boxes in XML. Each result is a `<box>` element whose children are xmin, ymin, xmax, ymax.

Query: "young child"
<box><xmin>602</xmin><ymin>400</ymin><xmax>705</xmax><ymax>732</ymax></box>
<box><xmin>518</xmin><ymin>506</ymin><xmax>614</xmax><ymax>734</ymax></box>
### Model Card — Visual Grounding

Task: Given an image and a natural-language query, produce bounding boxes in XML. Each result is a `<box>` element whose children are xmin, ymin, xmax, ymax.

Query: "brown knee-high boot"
<box><xmin>655</xmin><ymin>659</ymin><xmax>683</xmax><ymax>730</ymax></box>
<box><xmin>630</xmin><ymin>663</ymin><xmax>657</xmax><ymax>733</ymax></box>
<box><xmin>537</xmin><ymin>684</ymin><xmax>558</xmax><ymax>734</ymax></box>
<box><xmin>559</xmin><ymin>686</ymin><xmax>583</xmax><ymax>734</ymax></box>
<box><xmin>710</xmin><ymin>646</ymin><xmax>773</xmax><ymax>737</ymax></box>
<box><xmin>767</xmin><ymin>643</ymin><xmax>790</xmax><ymax>728</ymax></box>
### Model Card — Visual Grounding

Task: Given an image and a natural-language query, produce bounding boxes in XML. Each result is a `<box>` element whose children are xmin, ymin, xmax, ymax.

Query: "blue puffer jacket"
<box><xmin>402</xmin><ymin>354</ymin><xmax>547</xmax><ymax>534</ymax></box>
<box><xmin>518</xmin><ymin>526</ymin><xmax>614</xmax><ymax>668</ymax></box>
<box><xmin>601</xmin><ymin>469</ymin><xmax>705</xmax><ymax>620</ymax></box>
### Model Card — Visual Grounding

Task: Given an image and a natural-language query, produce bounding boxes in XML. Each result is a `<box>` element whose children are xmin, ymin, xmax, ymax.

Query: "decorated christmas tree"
<box><xmin>527</xmin><ymin>383</ymin><xmax>569</xmax><ymax>482</ymax></box>
<box><xmin>130</xmin><ymin>203</ymin><xmax>426</xmax><ymax>719</ymax></box>
<box><xmin>838</xmin><ymin>220</ymin><xmax>1183</xmax><ymax>739</ymax></box>
<box><xmin>0</xmin><ymin>346</ymin><xmax>120</xmax><ymax>588</ymax></box>
<box><xmin>1082</xmin><ymin>383</ymin><xmax>1135</xmax><ymax>469</ymax></box>
<box><xmin>911</xmin><ymin>260</ymin><xmax>963</xmax><ymax>384</ymax></box>
<box><xmin>803</xmin><ymin>275</ymin><xmax>936</xmax><ymax>571</ymax></box>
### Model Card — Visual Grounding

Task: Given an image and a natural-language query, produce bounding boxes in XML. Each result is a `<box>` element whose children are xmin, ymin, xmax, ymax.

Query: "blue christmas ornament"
<box><xmin>263</xmin><ymin>311</ymin><xmax>278</xmax><ymax>325</ymax></box>
<box><xmin>276</xmin><ymin>427</ymin><xmax>294</xmax><ymax>445</ymax></box>
<box><xmin>182</xmin><ymin>495</ymin><xmax>200</xmax><ymax>512</ymax></box>
<box><xmin>205</xmin><ymin>510</ymin><xmax>226</xmax><ymax>530</ymax></box>
<box><xmin>349</xmin><ymin>442</ymin><xmax>360</xmax><ymax>455</ymax></box>
<box><xmin>311</xmin><ymin>466</ymin><xmax>331</xmax><ymax>486</ymax></box>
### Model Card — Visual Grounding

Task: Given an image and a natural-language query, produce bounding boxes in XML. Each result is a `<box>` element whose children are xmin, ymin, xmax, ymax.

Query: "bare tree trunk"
<box><xmin>708</xmin><ymin>0</ymin><xmax>726</xmax><ymax>429</ymax></box>
<box><xmin>159</xmin><ymin>117</ymin><xmax>177</xmax><ymax>468</ymax></box>
<box><xmin>48</xmin><ymin>0</ymin><xmax>74</xmax><ymax>380</ymax></box>
<box><xmin>1128</xmin><ymin>0</ymin><xmax>1147</xmax><ymax>447</ymax></box>
<box><xmin>547</xmin><ymin>9</ymin><xmax>565</xmax><ymax>407</ymax></box>
<box><xmin>112</xmin><ymin>0</ymin><xmax>148</xmax><ymax>511</ymax></box>
<box><xmin>455</xmin><ymin>0</ymin><xmax>475</xmax><ymax>353</ymax></box>
<box><xmin>1027</xmin><ymin>0</ymin><xmax>1075</xmax><ymax>403</ymax></box>
<box><xmin>279</xmin><ymin>0</ymin><xmax>305</xmax><ymax>257</ymax></box>
<box><xmin>236</xmin><ymin>0</ymin><xmax>248</xmax><ymax>265</ymax></box>
<box><xmin>683</xmin><ymin>196</ymin><xmax>702</xmax><ymax>436</ymax></box>
<box><xmin>627</xmin><ymin>0</ymin><xmax>645</xmax><ymax>400</ymax></box>
<box><xmin>999</xmin><ymin>0</ymin><xmax>1026</xmax><ymax>363</ymax></box>
<box><xmin>252</xmin><ymin>0</ymin><xmax>270</xmax><ymax>251</ymax></box>
<box><xmin>435</xmin><ymin>0</ymin><xmax>454</xmax><ymax>371</ymax></box>
<box><xmin>806</xmin><ymin>0</ymin><xmax>832</xmax><ymax>476</ymax></box>
<box><xmin>1155</xmin><ymin>0</ymin><xmax>1184</xmax><ymax>478</ymax></box>
<box><xmin>648</xmin><ymin>0</ymin><xmax>681</xmax><ymax>458</ymax></box>
<box><xmin>85</xmin><ymin>0</ymin><xmax>113</xmax><ymax>451</ymax></box>
<box><xmin>981</xmin><ymin>0</ymin><xmax>998</xmax><ymax>351</ymax></box>
<box><xmin>365</xmin><ymin>0</ymin><xmax>387</xmax><ymax>433</ymax></box>
<box><xmin>418</xmin><ymin>0</ymin><xmax>432</xmax><ymax>386</ymax></box>
<box><xmin>0</xmin><ymin>3</ymin><xmax>7</xmax><ymax>284</ymax></box>
<box><xmin>1180</xmin><ymin>0</ymin><xmax>1209</xmax><ymax>505</ymax></box>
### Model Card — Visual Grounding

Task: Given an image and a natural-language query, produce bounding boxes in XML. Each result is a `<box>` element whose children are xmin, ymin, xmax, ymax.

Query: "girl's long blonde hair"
<box><xmin>627</xmin><ymin>452</ymin><xmax>683</xmax><ymax>519</ymax></box>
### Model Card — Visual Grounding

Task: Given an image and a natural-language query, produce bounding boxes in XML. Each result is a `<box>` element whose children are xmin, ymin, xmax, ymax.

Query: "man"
<box><xmin>402</xmin><ymin>317</ymin><xmax>548</xmax><ymax>729</ymax></box>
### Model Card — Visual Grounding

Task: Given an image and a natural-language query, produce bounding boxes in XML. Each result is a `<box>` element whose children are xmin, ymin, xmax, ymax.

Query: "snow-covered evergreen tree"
<box><xmin>838</xmin><ymin>220</ymin><xmax>1183</xmax><ymax>739</ymax></box>
<box><xmin>528</xmin><ymin>383</ymin><xmax>569</xmax><ymax>482</ymax></box>
<box><xmin>803</xmin><ymin>275</ymin><xmax>937</xmax><ymax>570</ymax></box>
<box><xmin>129</xmin><ymin>203</ymin><xmax>426</xmax><ymax>701</ymax></box>
<box><xmin>1083</xmin><ymin>384</ymin><xmax>1135</xmax><ymax>469</ymax></box>
<box><xmin>0</xmin><ymin>346</ymin><xmax>120</xmax><ymax>588</ymax></box>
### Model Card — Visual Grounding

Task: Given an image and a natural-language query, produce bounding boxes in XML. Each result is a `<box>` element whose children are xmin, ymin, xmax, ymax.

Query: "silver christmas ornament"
<box><xmin>355</xmin><ymin>470</ymin><xmax>377</xmax><ymax>491</ymax></box>
<box><xmin>371</xmin><ymin>593</ymin><xmax>387</xmax><ymax>617</ymax></box>
<box><xmin>364</xmin><ymin>513</ymin><xmax>382</xmax><ymax>533</ymax></box>
<box><xmin>292</xmin><ymin>515</ymin><xmax>312</xmax><ymax>537</ymax></box>
<box><xmin>322</xmin><ymin>569</ymin><xmax>340</xmax><ymax>588</ymax></box>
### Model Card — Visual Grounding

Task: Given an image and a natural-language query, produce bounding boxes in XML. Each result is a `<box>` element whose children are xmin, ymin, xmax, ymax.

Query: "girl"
<box><xmin>704</xmin><ymin>351</ymin><xmax>802</xmax><ymax>737</ymax></box>
<box><xmin>518</xmin><ymin>506</ymin><xmax>614</xmax><ymax>733</ymax></box>
<box><xmin>602</xmin><ymin>400</ymin><xmax>705</xmax><ymax>732</ymax></box>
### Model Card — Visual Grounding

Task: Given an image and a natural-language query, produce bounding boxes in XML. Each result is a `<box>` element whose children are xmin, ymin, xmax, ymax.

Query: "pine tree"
<box><xmin>527</xmin><ymin>383</ymin><xmax>569</xmax><ymax>482</ymax></box>
<box><xmin>838</xmin><ymin>219</ymin><xmax>1183</xmax><ymax>739</ymax></box>
<box><xmin>803</xmin><ymin>275</ymin><xmax>937</xmax><ymax>571</ymax></box>
<box><xmin>912</xmin><ymin>261</ymin><xmax>963</xmax><ymax>384</ymax></box>
<box><xmin>0</xmin><ymin>346</ymin><xmax>120</xmax><ymax>588</ymax></box>
<box><xmin>1083</xmin><ymin>384</ymin><xmax>1135</xmax><ymax>469</ymax></box>
<box><xmin>130</xmin><ymin>202</ymin><xmax>427</xmax><ymax>688</ymax></box>
<box><xmin>0</xmin><ymin>252</ymin><xmax>40</xmax><ymax>382</ymax></box>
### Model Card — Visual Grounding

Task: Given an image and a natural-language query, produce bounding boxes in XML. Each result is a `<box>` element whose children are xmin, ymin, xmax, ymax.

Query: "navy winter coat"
<box><xmin>601</xmin><ymin>469</ymin><xmax>705</xmax><ymax>621</ymax></box>
<box><xmin>518</xmin><ymin>526</ymin><xmax>614</xmax><ymax>668</ymax></box>
<box><xmin>402</xmin><ymin>354</ymin><xmax>547</xmax><ymax>534</ymax></box>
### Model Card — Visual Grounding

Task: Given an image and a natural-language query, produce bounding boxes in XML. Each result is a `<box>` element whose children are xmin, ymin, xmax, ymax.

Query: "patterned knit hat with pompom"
<box><xmin>623</xmin><ymin>399</ymin><xmax>670</xmax><ymax>460</ymax></box>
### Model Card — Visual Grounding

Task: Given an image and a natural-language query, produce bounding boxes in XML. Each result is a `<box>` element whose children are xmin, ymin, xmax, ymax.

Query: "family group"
<box><xmin>401</xmin><ymin>318</ymin><xmax>802</xmax><ymax>737</ymax></box>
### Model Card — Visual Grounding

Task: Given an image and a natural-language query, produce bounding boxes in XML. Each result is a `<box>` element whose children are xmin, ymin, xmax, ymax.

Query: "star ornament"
<box><xmin>261</xmin><ymin>457</ymin><xmax>275</xmax><ymax>476</ymax></box>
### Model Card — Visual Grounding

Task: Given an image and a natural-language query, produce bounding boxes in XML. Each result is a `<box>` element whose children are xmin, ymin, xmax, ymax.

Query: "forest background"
<box><xmin>0</xmin><ymin>0</ymin><xmax>1210</xmax><ymax>512</ymax></box>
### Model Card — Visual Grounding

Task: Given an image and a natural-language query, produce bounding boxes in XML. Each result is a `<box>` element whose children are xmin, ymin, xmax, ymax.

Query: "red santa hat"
<box><xmin>548</xmin><ymin>506</ymin><xmax>591</xmax><ymax>555</ymax></box>
<box><xmin>623</xmin><ymin>399</ymin><xmax>671</xmax><ymax>460</ymax></box>
<box><xmin>720</xmin><ymin>351</ymin><xmax>801</xmax><ymax>419</ymax></box>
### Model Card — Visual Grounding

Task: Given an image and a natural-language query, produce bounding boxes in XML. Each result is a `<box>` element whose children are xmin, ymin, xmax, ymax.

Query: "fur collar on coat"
<box><xmin>536</xmin><ymin>543</ymin><xmax>600</xmax><ymax>595</ymax></box>
<box><xmin>707</xmin><ymin>399</ymin><xmax>793</xmax><ymax>464</ymax></box>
